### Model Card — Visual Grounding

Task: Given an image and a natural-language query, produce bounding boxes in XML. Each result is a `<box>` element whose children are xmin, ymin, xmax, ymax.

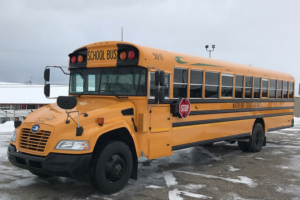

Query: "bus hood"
<box><xmin>23</xmin><ymin>98</ymin><xmax>134</xmax><ymax>126</ymax></box>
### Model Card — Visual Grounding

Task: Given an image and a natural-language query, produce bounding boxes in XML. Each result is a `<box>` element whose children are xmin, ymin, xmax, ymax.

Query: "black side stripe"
<box><xmin>148</xmin><ymin>99</ymin><xmax>294</xmax><ymax>104</ymax></box>
<box><xmin>268</xmin><ymin>125</ymin><xmax>292</xmax><ymax>132</ymax></box>
<box><xmin>190</xmin><ymin>106</ymin><xmax>294</xmax><ymax>115</ymax></box>
<box><xmin>172</xmin><ymin>132</ymin><xmax>250</xmax><ymax>151</ymax></box>
<box><xmin>172</xmin><ymin>112</ymin><xmax>294</xmax><ymax>128</ymax></box>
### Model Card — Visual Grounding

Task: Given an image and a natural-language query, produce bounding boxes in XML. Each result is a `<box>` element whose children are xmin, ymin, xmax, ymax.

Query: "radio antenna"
<box><xmin>121</xmin><ymin>27</ymin><xmax>123</xmax><ymax>41</ymax></box>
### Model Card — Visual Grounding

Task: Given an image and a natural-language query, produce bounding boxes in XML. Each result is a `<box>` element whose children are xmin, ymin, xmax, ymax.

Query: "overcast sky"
<box><xmin>0</xmin><ymin>0</ymin><xmax>299</xmax><ymax>94</ymax></box>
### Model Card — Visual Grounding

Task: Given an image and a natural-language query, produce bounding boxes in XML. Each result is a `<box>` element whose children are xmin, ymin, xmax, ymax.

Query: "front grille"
<box><xmin>20</xmin><ymin>128</ymin><xmax>51</xmax><ymax>152</ymax></box>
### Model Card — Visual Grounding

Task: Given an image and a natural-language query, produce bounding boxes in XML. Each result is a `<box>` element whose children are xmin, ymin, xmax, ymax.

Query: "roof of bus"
<box><xmin>80</xmin><ymin>41</ymin><xmax>294</xmax><ymax>82</ymax></box>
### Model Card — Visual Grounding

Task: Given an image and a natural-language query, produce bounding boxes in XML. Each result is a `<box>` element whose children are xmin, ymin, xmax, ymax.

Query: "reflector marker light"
<box><xmin>128</xmin><ymin>51</ymin><xmax>135</xmax><ymax>59</ymax></box>
<box><xmin>71</xmin><ymin>55</ymin><xmax>77</xmax><ymax>63</ymax></box>
<box><xmin>97</xmin><ymin>118</ymin><xmax>104</xmax><ymax>126</ymax></box>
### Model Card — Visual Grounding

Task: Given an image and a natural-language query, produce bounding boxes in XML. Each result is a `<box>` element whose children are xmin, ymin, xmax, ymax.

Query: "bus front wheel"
<box><xmin>89</xmin><ymin>141</ymin><xmax>133</xmax><ymax>194</ymax></box>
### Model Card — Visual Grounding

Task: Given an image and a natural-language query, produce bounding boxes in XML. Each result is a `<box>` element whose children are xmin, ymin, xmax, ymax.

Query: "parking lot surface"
<box><xmin>1</xmin><ymin>125</ymin><xmax>300</xmax><ymax>200</ymax></box>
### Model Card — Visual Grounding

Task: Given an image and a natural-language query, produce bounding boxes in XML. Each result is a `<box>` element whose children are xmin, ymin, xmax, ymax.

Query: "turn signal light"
<box><xmin>120</xmin><ymin>51</ymin><xmax>127</xmax><ymax>60</ymax></box>
<box><xmin>71</xmin><ymin>55</ymin><xmax>77</xmax><ymax>63</ymax></box>
<box><xmin>97</xmin><ymin>118</ymin><xmax>104</xmax><ymax>126</ymax></box>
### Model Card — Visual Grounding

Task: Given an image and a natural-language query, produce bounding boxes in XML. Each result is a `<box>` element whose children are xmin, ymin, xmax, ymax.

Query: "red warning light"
<box><xmin>128</xmin><ymin>51</ymin><xmax>135</xmax><ymax>59</ymax></box>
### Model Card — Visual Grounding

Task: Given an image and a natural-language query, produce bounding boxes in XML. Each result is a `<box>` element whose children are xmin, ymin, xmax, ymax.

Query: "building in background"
<box><xmin>0</xmin><ymin>82</ymin><xmax>68</xmax><ymax>123</ymax></box>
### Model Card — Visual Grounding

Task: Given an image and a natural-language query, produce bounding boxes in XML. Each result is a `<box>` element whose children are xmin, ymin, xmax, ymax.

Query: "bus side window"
<box><xmin>254</xmin><ymin>77</ymin><xmax>261</xmax><ymax>98</ymax></box>
<box><xmin>221</xmin><ymin>73</ymin><xmax>234</xmax><ymax>98</ymax></box>
<box><xmin>245</xmin><ymin>76</ymin><xmax>253</xmax><ymax>98</ymax></box>
<box><xmin>278</xmin><ymin>80</ymin><xmax>283</xmax><ymax>98</ymax></box>
<box><xmin>235</xmin><ymin>75</ymin><xmax>244</xmax><ymax>98</ymax></box>
<box><xmin>269</xmin><ymin>79</ymin><xmax>276</xmax><ymax>98</ymax></box>
<box><xmin>283</xmin><ymin>81</ymin><xmax>288</xmax><ymax>98</ymax></box>
<box><xmin>149</xmin><ymin>72</ymin><xmax>170</xmax><ymax>99</ymax></box>
<box><xmin>173</xmin><ymin>68</ymin><xmax>188</xmax><ymax>98</ymax></box>
<box><xmin>262</xmin><ymin>79</ymin><xmax>268</xmax><ymax>98</ymax></box>
<box><xmin>289</xmin><ymin>82</ymin><xmax>294</xmax><ymax>98</ymax></box>
<box><xmin>190</xmin><ymin>70</ymin><xmax>203</xmax><ymax>98</ymax></box>
<box><xmin>205</xmin><ymin>71</ymin><xmax>219</xmax><ymax>98</ymax></box>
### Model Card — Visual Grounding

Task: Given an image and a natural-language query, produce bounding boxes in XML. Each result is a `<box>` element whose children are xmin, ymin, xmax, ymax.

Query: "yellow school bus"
<box><xmin>8</xmin><ymin>41</ymin><xmax>295</xmax><ymax>194</ymax></box>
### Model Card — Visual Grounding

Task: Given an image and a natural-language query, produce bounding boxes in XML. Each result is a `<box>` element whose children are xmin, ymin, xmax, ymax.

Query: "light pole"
<box><xmin>205</xmin><ymin>45</ymin><xmax>215</xmax><ymax>58</ymax></box>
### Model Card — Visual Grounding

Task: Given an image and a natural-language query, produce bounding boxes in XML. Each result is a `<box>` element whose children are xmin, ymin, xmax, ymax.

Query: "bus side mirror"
<box><xmin>57</xmin><ymin>96</ymin><xmax>77</xmax><ymax>110</ymax></box>
<box><xmin>155</xmin><ymin>70</ymin><xmax>165</xmax><ymax>86</ymax></box>
<box><xmin>44</xmin><ymin>68</ymin><xmax>50</xmax><ymax>82</ymax></box>
<box><xmin>44</xmin><ymin>84</ymin><xmax>50</xmax><ymax>98</ymax></box>
<box><xmin>155</xmin><ymin>89</ymin><xmax>165</xmax><ymax>103</ymax></box>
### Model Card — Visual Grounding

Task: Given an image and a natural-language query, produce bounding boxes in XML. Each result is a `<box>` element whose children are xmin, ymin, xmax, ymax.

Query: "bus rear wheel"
<box><xmin>238</xmin><ymin>123</ymin><xmax>264</xmax><ymax>153</ymax></box>
<box><xmin>248</xmin><ymin>123</ymin><xmax>265</xmax><ymax>152</ymax></box>
<box><xmin>90</xmin><ymin>141</ymin><xmax>133</xmax><ymax>194</ymax></box>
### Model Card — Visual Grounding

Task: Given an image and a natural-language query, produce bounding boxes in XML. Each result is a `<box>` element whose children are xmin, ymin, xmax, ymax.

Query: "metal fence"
<box><xmin>0</xmin><ymin>108</ymin><xmax>33</xmax><ymax>123</ymax></box>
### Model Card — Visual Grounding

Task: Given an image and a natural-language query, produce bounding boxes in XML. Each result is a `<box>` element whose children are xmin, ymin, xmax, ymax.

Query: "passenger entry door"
<box><xmin>148</xmin><ymin>106</ymin><xmax>172</xmax><ymax>159</ymax></box>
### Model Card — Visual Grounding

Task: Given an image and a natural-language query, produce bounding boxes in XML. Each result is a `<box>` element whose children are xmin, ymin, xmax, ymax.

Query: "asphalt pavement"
<box><xmin>1</xmin><ymin>126</ymin><xmax>300</xmax><ymax>200</ymax></box>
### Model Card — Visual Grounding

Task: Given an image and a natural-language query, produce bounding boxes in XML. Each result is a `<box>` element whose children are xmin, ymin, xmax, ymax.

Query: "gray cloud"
<box><xmin>0</xmin><ymin>0</ymin><xmax>299</xmax><ymax>93</ymax></box>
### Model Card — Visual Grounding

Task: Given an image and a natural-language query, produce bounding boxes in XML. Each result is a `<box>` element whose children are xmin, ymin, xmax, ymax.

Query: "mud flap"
<box><xmin>263</xmin><ymin>136</ymin><xmax>266</xmax><ymax>146</ymax></box>
<box><xmin>130</xmin><ymin>157</ymin><xmax>138</xmax><ymax>180</ymax></box>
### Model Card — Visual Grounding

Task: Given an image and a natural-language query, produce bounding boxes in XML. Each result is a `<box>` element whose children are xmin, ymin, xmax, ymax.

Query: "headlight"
<box><xmin>11</xmin><ymin>131</ymin><xmax>17</xmax><ymax>143</ymax></box>
<box><xmin>55</xmin><ymin>140</ymin><xmax>90</xmax><ymax>150</ymax></box>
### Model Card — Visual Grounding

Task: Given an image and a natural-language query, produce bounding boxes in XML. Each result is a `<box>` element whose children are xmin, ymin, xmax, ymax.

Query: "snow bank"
<box><xmin>0</xmin><ymin>121</ymin><xmax>14</xmax><ymax>133</ymax></box>
<box><xmin>294</xmin><ymin>117</ymin><xmax>300</xmax><ymax>125</ymax></box>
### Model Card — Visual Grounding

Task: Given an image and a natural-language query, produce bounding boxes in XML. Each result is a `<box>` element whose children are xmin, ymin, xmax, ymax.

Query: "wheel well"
<box><xmin>254</xmin><ymin>118</ymin><xmax>265</xmax><ymax>132</ymax></box>
<box><xmin>93</xmin><ymin>128</ymin><xmax>137</xmax><ymax>159</ymax></box>
<box><xmin>91</xmin><ymin>128</ymin><xmax>138</xmax><ymax>180</ymax></box>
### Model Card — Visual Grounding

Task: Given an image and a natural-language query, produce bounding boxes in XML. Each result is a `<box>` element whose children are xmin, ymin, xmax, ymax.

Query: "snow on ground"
<box><xmin>227</xmin><ymin>165</ymin><xmax>240</xmax><ymax>172</ymax></box>
<box><xmin>0</xmin><ymin>121</ymin><xmax>14</xmax><ymax>133</ymax></box>
<box><xmin>1</xmin><ymin>117</ymin><xmax>300</xmax><ymax>199</ymax></box>
<box><xmin>294</xmin><ymin>117</ymin><xmax>300</xmax><ymax>124</ymax></box>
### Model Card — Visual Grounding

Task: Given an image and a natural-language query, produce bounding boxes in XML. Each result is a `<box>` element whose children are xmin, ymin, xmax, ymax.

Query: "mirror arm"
<box><xmin>65</xmin><ymin>110</ymin><xmax>79</xmax><ymax>127</ymax></box>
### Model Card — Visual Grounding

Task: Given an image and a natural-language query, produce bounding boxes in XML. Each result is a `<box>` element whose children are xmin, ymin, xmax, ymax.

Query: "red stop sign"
<box><xmin>178</xmin><ymin>98</ymin><xmax>190</xmax><ymax>118</ymax></box>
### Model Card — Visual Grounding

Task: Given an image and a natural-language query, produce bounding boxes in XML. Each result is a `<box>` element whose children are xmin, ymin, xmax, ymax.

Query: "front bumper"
<box><xmin>7</xmin><ymin>144</ymin><xmax>92</xmax><ymax>179</ymax></box>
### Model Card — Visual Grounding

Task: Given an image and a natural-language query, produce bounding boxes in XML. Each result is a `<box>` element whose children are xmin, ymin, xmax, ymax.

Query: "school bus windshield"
<box><xmin>69</xmin><ymin>66</ymin><xmax>147</xmax><ymax>96</ymax></box>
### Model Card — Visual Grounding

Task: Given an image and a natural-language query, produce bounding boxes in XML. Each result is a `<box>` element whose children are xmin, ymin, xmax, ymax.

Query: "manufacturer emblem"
<box><xmin>31</xmin><ymin>124</ymin><xmax>40</xmax><ymax>133</ymax></box>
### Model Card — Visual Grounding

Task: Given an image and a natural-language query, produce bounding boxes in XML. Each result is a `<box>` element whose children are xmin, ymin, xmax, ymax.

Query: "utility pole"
<box><xmin>205</xmin><ymin>45</ymin><xmax>215</xmax><ymax>58</ymax></box>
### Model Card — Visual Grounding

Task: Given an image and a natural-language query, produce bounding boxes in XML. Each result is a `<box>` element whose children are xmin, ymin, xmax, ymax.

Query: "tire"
<box><xmin>248</xmin><ymin>123</ymin><xmax>265</xmax><ymax>152</ymax></box>
<box><xmin>30</xmin><ymin>171</ymin><xmax>52</xmax><ymax>178</ymax></box>
<box><xmin>90</xmin><ymin>141</ymin><xmax>133</xmax><ymax>194</ymax></box>
<box><xmin>238</xmin><ymin>141</ymin><xmax>249</xmax><ymax>152</ymax></box>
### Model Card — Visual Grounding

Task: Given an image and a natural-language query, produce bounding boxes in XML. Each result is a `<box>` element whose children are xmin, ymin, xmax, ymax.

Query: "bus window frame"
<box><xmin>204</xmin><ymin>71</ymin><xmax>220</xmax><ymax>99</ymax></box>
<box><xmin>269</xmin><ymin>79</ymin><xmax>276</xmax><ymax>99</ymax></box>
<box><xmin>245</xmin><ymin>76</ymin><xmax>253</xmax><ymax>99</ymax></box>
<box><xmin>221</xmin><ymin>73</ymin><xmax>234</xmax><ymax>99</ymax></box>
<box><xmin>283</xmin><ymin>81</ymin><xmax>288</xmax><ymax>99</ymax></box>
<box><xmin>189</xmin><ymin>69</ymin><xmax>203</xmax><ymax>99</ymax></box>
<box><xmin>289</xmin><ymin>82</ymin><xmax>294</xmax><ymax>99</ymax></box>
<box><xmin>234</xmin><ymin>74</ymin><xmax>244</xmax><ymax>99</ymax></box>
<box><xmin>261</xmin><ymin>78</ymin><xmax>269</xmax><ymax>99</ymax></box>
<box><xmin>277</xmin><ymin>80</ymin><xmax>283</xmax><ymax>99</ymax></box>
<box><xmin>254</xmin><ymin>77</ymin><xmax>261</xmax><ymax>99</ymax></box>
<box><xmin>173</xmin><ymin>67</ymin><xmax>189</xmax><ymax>99</ymax></box>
